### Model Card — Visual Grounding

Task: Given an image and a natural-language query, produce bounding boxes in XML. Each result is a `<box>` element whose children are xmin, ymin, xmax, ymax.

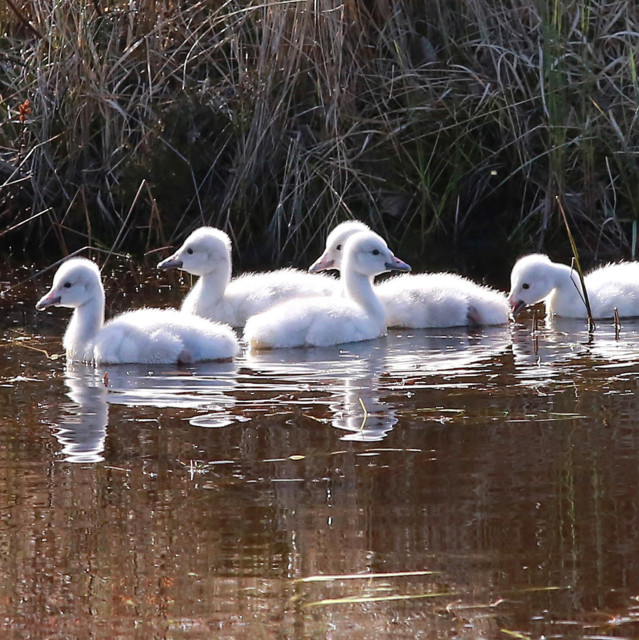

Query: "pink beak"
<box><xmin>508</xmin><ymin>295</ymin><xmax>527</xmax><ymax>317</ymax></box>
<box><xmin>385</xmin><ymin>256</ymin><xmax>411</xmax><ymax>272</ymax></box>
<box><xmin>35</xmin><ymin>290</ymin><xmax>61</xmax><ymax>310</ymax></box>
<box><xmin>309</xmin><ymin>253</ymin><xmax>335</xmax><ymax>273</ymax></box>
<box><xmin>157</xmin><ymin>254</ymin><xmax>183</xmax><ymax>270</ymax></box>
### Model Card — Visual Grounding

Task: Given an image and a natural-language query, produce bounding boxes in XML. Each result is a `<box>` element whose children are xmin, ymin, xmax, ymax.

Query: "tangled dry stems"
<box><xmin>0</xmin><ymin>0</ymin><xmax>637</xmax><ymax>271</ymax></box>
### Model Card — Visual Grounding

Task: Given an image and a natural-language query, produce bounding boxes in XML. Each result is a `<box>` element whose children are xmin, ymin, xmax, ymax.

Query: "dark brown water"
<box><xmin>2</xmin><ymin>265</ymin><xmax>639</xmax><ymax>638</ymax></box>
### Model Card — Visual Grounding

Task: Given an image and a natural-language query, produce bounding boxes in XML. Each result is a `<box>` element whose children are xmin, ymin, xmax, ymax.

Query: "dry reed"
<box><xmin>1</xmin><ymin>0</ymin><xmax>637</xmax><ymax>272</ymax></box>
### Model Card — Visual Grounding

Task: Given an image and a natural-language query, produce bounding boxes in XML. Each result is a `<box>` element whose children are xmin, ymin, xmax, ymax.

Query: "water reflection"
<box><xmin>509</xmin><ymin>319</ymin><xmax>587</xmax><ymax>385</ymax></box>
<box><xmin>383</xmin><ymin>326</ymin><xmax>512</xmax><ymax>388</ymax></box>
<box><xmin>8</xmin><ymin>282</ymin><xmax>639</xmax><ymax>638</ymax></box>
<box><xmin>331</xmin><ymin>375</ymin><xmax>397</xmax><ymax>442</ymax></box>
<box><xmin>54</xmin><ymin>365</ymin><xmax>109</xmax><ymax>463</ymax></box>
<box><xmin>510</xmin><ymin>314</ymin><xmax>639</xmax><ymax>386</ymax></box>
<box><xmin>102</xmin><ymin>360</ymin><xmax>238</xmax><ymax>409</ymax></box>
<box><xmin>55</xmin><ymin>325</ymin><xmax>517</xmax><ymax>453</ymax></box>
<box><xmin>50</xmin><ymin>320</ymin><xmax>639</xmax><ymax>459</ymax></box>
<box><xmin>244</xmin><ymin>328</ymin><xmax>513</xmax><ymax>441</ymax></box>
<box><xmin>246</xmin><ymin>340</ymin><xmax>398</xmax><ymax>441</ymax></box>
<box><xmin>53</xmin><ymin>361</ymin><xmax>240</xmax><ymax>461</ymax></box>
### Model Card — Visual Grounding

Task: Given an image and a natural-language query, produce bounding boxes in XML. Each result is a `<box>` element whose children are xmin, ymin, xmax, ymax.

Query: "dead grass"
<box><xmin>1</xmin><ymin>0</ymin><xmax>637</xmax><ymax>271</ymax></box>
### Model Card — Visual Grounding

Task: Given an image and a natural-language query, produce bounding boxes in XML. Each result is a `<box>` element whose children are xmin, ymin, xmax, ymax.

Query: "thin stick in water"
<box><xmin>555</xmin><ymin>196</ymin><xmax>596</xmax><ymax>333</ymax></box>
<box><xmin>358</xmin><ymin>397</ymin><xmax>368</xmax><ymax>432</ymax></box>
<box><xmin>614</xmin><ymin>306</ymin><xmax>621</xmax><ymax>340</ymax></box>
<box><xmin>532</xmin><ymin>310</ymin><xmax>539</xmax><ymax>356</ymax></box>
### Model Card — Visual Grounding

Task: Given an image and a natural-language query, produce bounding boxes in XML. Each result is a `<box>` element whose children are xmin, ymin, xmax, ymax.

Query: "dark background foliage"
<box><xmin>1</xmin><ymin>0</ymin><xmax>638</xmax><ymax>283</ymax></box>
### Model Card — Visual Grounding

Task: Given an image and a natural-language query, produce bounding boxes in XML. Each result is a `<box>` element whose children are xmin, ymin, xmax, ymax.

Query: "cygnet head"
<box><xmin>309</xmin><ymin>220</ymin><xmax>370</xmax><ymax>273</ymax></box>
<box><xmin>36</xmin><ymin>258</ymin><xmax>103</xmax><ymax>310</ymax></box>
<box><xmin>343</xmin><ymin>231</ymin><xmax>411</xmax><ymax>278</ymax></box>
<box><xmin>158</xmin><ymin>227</ymin><xmax>232</xmax><ymax>277</ymax></box>
<box><xmin>508</xmin><ymin>254</ymin><xmax>556</xmax><ymax>316</ymax></box>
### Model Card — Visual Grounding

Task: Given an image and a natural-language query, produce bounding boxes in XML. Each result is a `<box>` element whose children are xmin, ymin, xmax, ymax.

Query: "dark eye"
<box><xmin>63</xmin><ymin>282</ymin><xmax>72</xmax><ymax>289</ymax></box>
<box><xmin>186</xmin><ymin>248</ymin><xmax>194</xmax><ymax>255</ymax></box>
<box><xmin>522</xmin><ymin>283</ymin><xmax>530</xmax><ymax>290</ymax></box>
<box><xmin>372</xmin><ymin>249</ymin><xmax>380</xmax><ymax>256</ymax></box>
<box><xmin>336</xmin><ymin>244</ymin><xmax>342</xmax><ymax>251</ymax></box>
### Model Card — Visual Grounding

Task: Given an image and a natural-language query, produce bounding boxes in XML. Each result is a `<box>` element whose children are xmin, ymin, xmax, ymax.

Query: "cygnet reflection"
<box><xmin>245</xmin><ymin>328</ymin><xmax>514</xmax><ymax>440</ymax></box>
<box><xmin>509</xmin><ymin>319</ymin><xmax>583</xmax><ymax>385</ymax></box>
<box><xmin>329</xmin><ymin>372</ymin><xmax>398</xmax><ymax>442</ymax></box>
<box><xmin>321</xmin><ymin>339</ymin><xmax>397</xmax><ymax>442</ymax></box>
<box><xmin>586</xmin><ymin>318</ymin><xmax>639</xmax><ymax>366</ymax></box>
<box><xmin>101</xmin><ymin>360</ymin><xmax>239</xmax><ymax>428</ymax></box>
<box><xmin>382</xmin><ymin>326</ymin><xmax>512</xmax><ymax>384</ymax></box>
<box><xmin>245</xmin><ymin>339</ymin><xmax>398</xmax><ymax>441</ymax></box>
<box><xmin>510</xmin><ymin>313</ymin><xmax>639</xmax><ymax>384</ymax></box>
<box><xmin>55</xmin><ymin>364</ymin><xmax>109</xmax><ymax>463</ymax></box>
<box><xmin>53</xmin><ymin>361</ymin><xmax>240</xmax><ymax>462</ymax></box>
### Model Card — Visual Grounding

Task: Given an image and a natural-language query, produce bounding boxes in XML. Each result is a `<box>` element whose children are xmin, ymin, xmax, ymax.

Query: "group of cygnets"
<box><xmin>34</xmin><ymin>220</ymin><xmax>639</xmax><ymax>365</ymax></box>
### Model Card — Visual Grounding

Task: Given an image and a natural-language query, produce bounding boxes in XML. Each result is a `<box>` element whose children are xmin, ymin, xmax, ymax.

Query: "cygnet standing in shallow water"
<box><xmin>243</xmin><ymin>230</ymin><xmax>411</xmax><ymax>349</ymax></box>
<box><xmin>509</xmin><ymin>253</ymin><xmax>639</xmax><ymax>319</ymax></box>
<box><xmin>310</xmin><ymin>220</ymin><xmax>509</xmax><ymax>327</ymax></box>
<box><xmin>36</xmin><ymin>258</ymin><xmax>239</xmax><ymax>364</ymax></box>
<box><xmin>158</xmin><ymin>227</ymin><xmax>337</xmax><ymax>327</ymax></box>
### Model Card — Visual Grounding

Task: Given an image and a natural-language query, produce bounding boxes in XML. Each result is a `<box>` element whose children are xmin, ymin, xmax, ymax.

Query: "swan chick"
<box><xmin>158</xmin><ymin>226</ymin><xmax>337</xmax><ymax>326</ymax></box>
<box><xmin>36</xmin><ymin>257</ymin><xmax>239</xmax><ymax>364</ymax></box>
<box><xmin>244</xmin><ymin>230</ymin><xmax>410</xmax><ymax>349</ymax></box>
<box><xmin>311</xmin><ymin>219</ymin><xmax>509</xmax><ymax>327</ymax></box>
<box><xmin>309</xmin><ymin>219</ymin><xmax>370</xmax><ymax>272</ymax></box>
<box><xmin>509</xmin><ymin>253</ymin><xmax>639</xmax><ymax>319</ymax></box>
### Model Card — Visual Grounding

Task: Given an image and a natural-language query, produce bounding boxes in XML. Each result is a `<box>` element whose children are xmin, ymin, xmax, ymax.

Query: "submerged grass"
<box><xmin>295</xmin><ymin>570</ymin><xmax>439</xmax><ymax>583</ymax></box>
<box><xmin>1</xmin><ymin>1</ymin><xmax>638</xmax><ymax>272</ymax></box>
<box><xmin>302</xmin><ymin>590</ymin><xmax>456</xmax><ymax>608</ymax></box>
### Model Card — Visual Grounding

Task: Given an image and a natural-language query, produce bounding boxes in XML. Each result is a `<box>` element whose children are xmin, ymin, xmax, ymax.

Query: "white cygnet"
<box><xmin>158</xmin><ymin>227</ymin><xmax>337</xmax><ymax>327</ymax></box>
<box><xmin>310</xmin><ymin>220</ymin><xmax>509</xmax><ymax>327</ymax></box>
<box><xmin>36</xmin><ymin>258</ymin><xmax>239</xmax><ymax>364</ymax></box>
<box><xmin>509</xmin><ymin>253</ymin><xmax>639</xmax><ymax>318</ymax></box>
<box><xmin>244</xmin><ymin>230</ymin><xmax>411</xmax><ymax>349</ymax></box>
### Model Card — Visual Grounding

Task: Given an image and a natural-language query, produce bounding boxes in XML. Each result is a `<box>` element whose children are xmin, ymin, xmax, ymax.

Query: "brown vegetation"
<box><xmin>1</xmin><ymin>0</ymin><xmax>637</xmax><ymax>274</ymax></box>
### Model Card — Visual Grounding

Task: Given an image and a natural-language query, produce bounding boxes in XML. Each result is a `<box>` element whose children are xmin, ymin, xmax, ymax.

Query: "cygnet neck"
<box><xmin>543</xmin><ymin>260</ymin><xmax>589</xmax><ymax>317</ymax></box>
<box><xmin>343</xmin><ymin>265</ymin><xmax>385</xmax><ymax>322</ymax></box>
<box><xmin>65</xmin><ymin>289</ymin><xmax>105</xmax><ymax>361</ymax></box>
<box><xmin>195</xmin><ymin>256</ymin><xmax>232</xmax><ymax>303</ymax></box>
<box><xmin>550</xmin><ymin>260</ymin><xmax>584</xmax><ymax>298</ymax></box>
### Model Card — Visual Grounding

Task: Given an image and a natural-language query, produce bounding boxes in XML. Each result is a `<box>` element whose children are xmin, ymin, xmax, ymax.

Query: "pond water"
<box><xmin>2</xmin><ymin>264</ymin><xmax>639</xmax><ymax>638</ymax></box>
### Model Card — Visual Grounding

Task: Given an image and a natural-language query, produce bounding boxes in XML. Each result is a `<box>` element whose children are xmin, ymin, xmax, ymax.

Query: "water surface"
<box><xmin>1</xmin><ymin>265</ymin><xmax>639</xmax><ymax>638</ymax></box>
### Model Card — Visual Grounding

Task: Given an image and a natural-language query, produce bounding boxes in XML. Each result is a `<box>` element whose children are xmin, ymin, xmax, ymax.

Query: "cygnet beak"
<box><xmin>309</xmin><ymin>253</ymin><xmax>335</xmax><ymax>273</ymax></box>
<box><xmin>509</xmin><ymin>298</ymin><xmax>527</xmax><ymax>317</ymax></box>
<box><xmin>157</xmin><ymin>254</ymin><xmax>183</xmax><ymax>270</ymax></box>
<box><xmin>385</xmin><ymin>256</ymin><xmax>411</xmax><ymax>272</ymax></box>
<box><xmin>35</xmin><ymin>291</ymin><xmax>61</xmax><ymax>310</ymax></box>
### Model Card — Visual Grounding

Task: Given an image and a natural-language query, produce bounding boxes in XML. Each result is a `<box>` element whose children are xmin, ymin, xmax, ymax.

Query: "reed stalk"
<box><xmin>556</xmin><ymin>196</ymin><xmax>595</xmax><ymax>332</ymax></box>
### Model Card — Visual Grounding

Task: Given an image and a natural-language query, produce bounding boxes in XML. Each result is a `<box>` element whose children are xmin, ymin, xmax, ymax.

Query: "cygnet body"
<box><xmin>158</xmin><ymin>227</ymin><xmax>337</xmax><ymax>327</ymax></box>
<box><xmin>509</xmin><ymin>253</ymin><xmax>639</xmax><ymax>319</ymax></box>
<box><xmin>36</xmin><ymin>258</ymin><xmax>239</xmax><ymax>364</ymax></box>
<box><xmin>244</xmin><ymin>230</ymin><xmax>411</xmax><ymax>349</ymax></box>
<box><xmin>310</xmin><ymin>220</ymin><xmax>509</xmax><ymax>327</ymax></box>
